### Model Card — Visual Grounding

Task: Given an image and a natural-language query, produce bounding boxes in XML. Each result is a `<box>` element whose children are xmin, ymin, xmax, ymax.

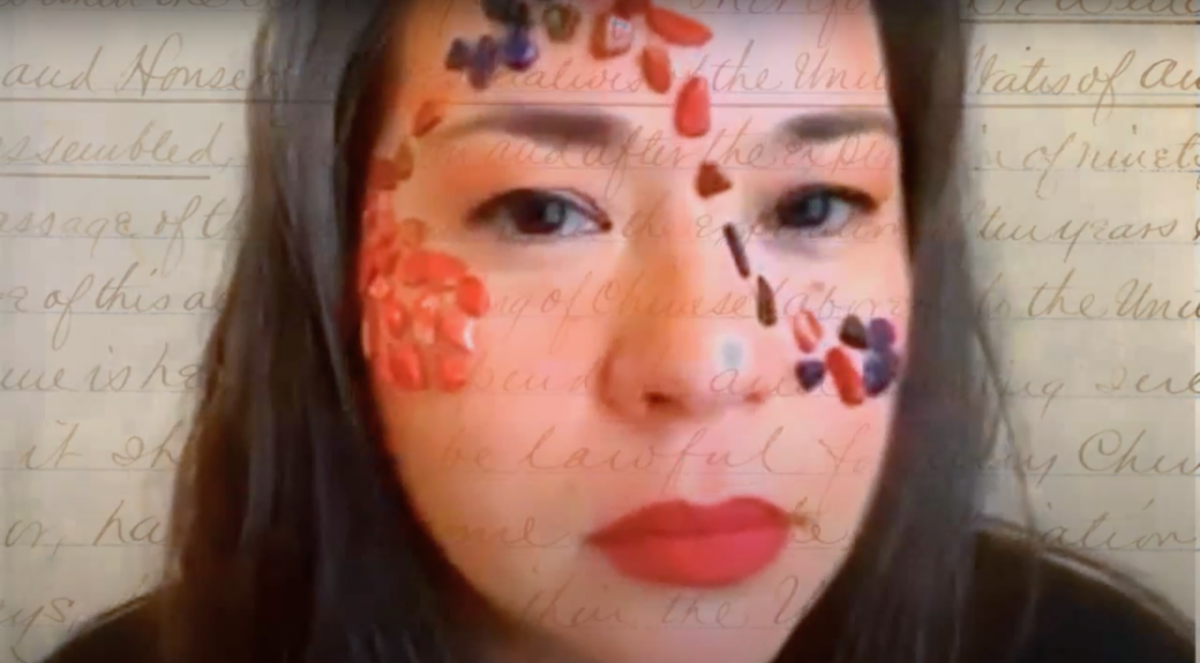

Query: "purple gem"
<box><xmin>445</xmin><ymin>38</ymin><xmax>471</xmax><ymax>71</ymax></box>
<box><xmin>502</xmin><ymin>28</ymin><xmax>538</xmax><ymax>71</ymax></box>
<box><xmin>863</xmin><ymin>349</ymin><xmax>899</xmax><ymax>396</ymax></box>
<box><xmin>795</xmin><ymin>360</ymin><xmax>825</xmax><ymax>393</ymax></box>
<box><xmin>468</xmin><ymin>35</ymin><xmax>500</xmax><ymax>90</ymax></box>
<box><xmin>866</xmin><ymin>317</ymin><xmax>896</xmax><ymax>351</ymax></box>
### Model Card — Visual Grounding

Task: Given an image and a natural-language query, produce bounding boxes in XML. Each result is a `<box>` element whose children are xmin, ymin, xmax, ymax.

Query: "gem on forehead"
<box><xmin>468</xmin><ymin>35</ymin><xmax>500</xmax><ymax>90</ymax></box>
<box><xmin>483</xmin><ymin>0</ymin><xmax>527</xmax><ymax>24</ymax></box>
<box><xmin>674</xmin><ymin>76</ymin><xmax>711</xmax><ymax>138</ymax></box>
<box><xmin>646</xmin><ymin>6</ymin><xmax>714</xmax><ymax>47</ymax></box>
<box><xmin>640</xmin><ymin>45</ymin><xmax>672</xmax><ymax>94</ymax></box>
<box><xmin>543</xmin><ymin>4</ymin><xmax>581</xmax><ymax>42</ymax></box>
<box><xmin>502</xmin><ymin>27</ymin><xmax>539</xmax><ymax>71</ymax></box>
<box><xmin>445</xmin><ymin>38</ymin><xmax>471</xmax><ymax>71</ymax></box>
<box><xmin>590</xmin><ymin>13</ymin><xmax>635</xmax><ymax>59</ymax></box>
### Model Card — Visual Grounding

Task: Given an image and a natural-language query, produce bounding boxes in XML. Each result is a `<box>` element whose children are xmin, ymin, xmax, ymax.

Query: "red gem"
<box><xmin>455</xmin><ymin>275</ymin><xmax>490</xmax><ymax>317</ymax></box>
<box><xmin>436</xmin><ymin>309</ymin><xmax>475</xmax><ymax>352</ymax></box>
<box><xmin>695</xmin><ymin>161</ymin><xmax>732</xmax><ymax>198</ymax></box>
<box><xmin>438</xmin><ymin>354</ymin><xmax>470</xmax><ymax>392</ymax></box>
<box><xmin>646</xmin><ymin>6</ymin><xmax>713</xmax><ymax>46</ymax></box>
<box><xmin>381</xmin><ymin>297</ymin><xmax>408</xmax><ymax>335</ymax></box>
<box><xmin>412</xmin><ymin>99</ymin><xmax>446</xmax><ymax>138</ymax></box>
<box><xmin>394</xmin><ymin>141</ymin><xmax>415</xmax><ymax>181</ymax></box>
<box><xmin>640</xmin><ymin>45</ymin><xmax>673</xmax><ymax>94</ymax></box>
<box><xmin>411</xmin><ymin>292</ymin><xmax>440</xmax><ymax>344</ymax></box>
<box><xmin>367</xmin><ymin>275</ymin><xmax>391</xmax><ymax>299</ymax></box>
<box><xmin>425</xmin><ymin>251</ymin><xmax>467</xmax><ymax>285</ymax></box>
<box><xmin>825</xmin><ymin>347</ymin><xmax>864</xmax><ymax>407</ymax></box>
<box><xmin>793</xmin><ymin>310</ymin><xmax>823</xmax><ymax>354</ymax></box>
<box><xmin>388</xmin><ymin>341</ymin><xmax>424</xmax><ymax>391</ymax></box>
<box><xmin>675</xmin><ymin>76</ymin><xmax>710</xmax><ymax>138</ymax></box>
<box><xmin>396</xmin><ymin>217</ymin><xmax>429</xmax><ymax>247</ymax></box>
<box><xmin>590</xmin><ymin>13</ymin><xmax>635</xmax><ymax>59</ymax></box>
<box><xmin>368</xmin><ymin>159</ymin><xmax>399</xmax><ymax>191</ymax></box>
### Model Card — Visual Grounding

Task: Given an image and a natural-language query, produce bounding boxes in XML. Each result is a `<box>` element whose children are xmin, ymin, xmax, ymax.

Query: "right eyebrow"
<box><xmin>775</xmin><ymin>109</ymin><xmax>897</xmax><ymax>145</ymax></box>
<box><xmin>425</xmin><ymin>106</ymin><xmax>635</xmax><ymax>149</ymax></box>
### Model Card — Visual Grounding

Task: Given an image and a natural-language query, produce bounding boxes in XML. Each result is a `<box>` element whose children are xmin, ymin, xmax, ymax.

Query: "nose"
<box><xmin>593</xmin><ymin>202</ymin><xmax>780</xmax><ymax>423</ymax></box>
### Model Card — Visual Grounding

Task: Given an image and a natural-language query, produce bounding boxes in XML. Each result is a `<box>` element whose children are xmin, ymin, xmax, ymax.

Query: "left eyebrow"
<box><xmin>425</xmin><ymin>106</ymin><xmax>634</xmax><ymax>149</ymax></box>
<box><xmin>774</xmin><ymin>109</ymin><xmax>897</xmax><ymax>145</ymax></box>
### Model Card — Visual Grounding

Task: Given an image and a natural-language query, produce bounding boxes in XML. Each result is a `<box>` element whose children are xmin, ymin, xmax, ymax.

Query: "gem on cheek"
<box><xmin>825</xmin><ymin>347</ymin><xmax>865</xmax><ymax>406</ymax></box>
<box><xmin>368</xmin><ymin>158</ymin><xmax>399</xmax><ymax>191</ymax></box>
<box><xmin>359</xmin><ymin>213</ymin><xmax>487</xmax><ymax>393</ymax></box>
<box><xmin>794</xmin><ymin>359</ymin><xmax>825</xmax><ymax>393</ymax></box>
<box><xmin>400</xmin><ymin>250</ymin><xmax>468</xmax><ymax>288</ymax></box>
<box><xmin>674</xmin><ymin>76</ymin><xmax>711</xmax><ymax>138</ymax></box>
<box><xmin>590</xmin><ymin>13</ymin><xmax>635</xmax><ymax>59</ymax></box>
<box><xmin>720</xmin><ymin>223</ymin><xmax>751</xmax><ymax>279</ymax></box>
<box><xmin>863</xmin><ymin>348</ymin><xmax>899</xmax><ymax>397</ymax></box>
<box><xmin>639</xmin><ymin>45</ymin><xmax>672</xmax><ymax>93</ymax></box>
<box><xmin>792</xmin><ymin>310</ymin><xmax>823</xmax><ymax>354</ymax></box>
<box><xmin>838</xmin><ymin>315</ymin><xmax>869</xmax><ymax>350</ymax></box>
<box><xmin>445</xmin><ymin>38</ymin><xmax>472</xmax><ymax>70</ymax></box>
<box><xmin>646</xmin><ymin>6</ymin><xmax>714</xmax><ymax>46</ymax></box>
<box><xmin>755</xmin><ymin>275</ymin><xmax>778</xmax><ymax>327</ymax></box>
<box><xmin>455</xmin><ymin>275</ymin><xmax>491</xmax><ymax>318</ymax></box>
<box><xmin>393</xmin><ymin>141</ymin><xmax>415</xmax><ymax>181</ymax></box>
<box><xmin>412</xmin><ymin>100</ymin><xmax>447</xmax><ymax>138</ymax></box>
<box><xmin>388</xmin><ymin>341</ymin><xmax>425</xmax><ymax>391</ymax></box>
<box><xmin>381</xmin><ymin>298</ymin><xmax>408</xmax><ymax>335</ymax></box>
<box><xmin>410</xmin><ymin>292</ymin><xmax>440</xmax><ymax>345</ymax></box>
<box><xmin>438</xmin><ymin>354</ymin><xmax>470</xmax><ymax>392</ymax></box>
<box><xmin>696</xmin><ymin>161</ymin><xmax>732</xmax><ymax>199</ymax></box>
<box><xmin>436</xmin><ymin>309</ymin><xmax>476</xmax><ymax>352</ymax></box>
<box><xmin>367</xmin><ymin>275</ymin><xmax>392</xmax><ymax>300</ymax></box>
<box><xmin>396</xmin><ymin>217</ymin><xmax>429</xmax><ymax>247</ymax></box>
<box><xmin>866</xmin><ymin>317</ymin><xmax>897</xmax><ymax>351</ymax></box>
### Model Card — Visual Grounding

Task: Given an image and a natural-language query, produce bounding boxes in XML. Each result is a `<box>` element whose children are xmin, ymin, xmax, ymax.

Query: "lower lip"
<box><xmin>589</xmin><ymin>522</ymin><xmax>788</xmax><ymax>588</ymax></box>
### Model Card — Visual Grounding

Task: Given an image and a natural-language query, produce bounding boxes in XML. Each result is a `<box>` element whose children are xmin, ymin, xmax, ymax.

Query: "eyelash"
<box><xmin>764</xmin><ymin>184</ymin><xmax>879</xmax><ymax>237</ymax></box>
<box><xmin>466</xmin><ymin>188</ymin><xmax>612</xmax><ymax>243</ymax></box>
<box><xmin>464</xmin><ymin>184</ymin><xmax>878</xmax><ymax>242</ymax></box>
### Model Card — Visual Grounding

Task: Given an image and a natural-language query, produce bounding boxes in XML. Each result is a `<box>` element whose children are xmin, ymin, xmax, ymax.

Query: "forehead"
<box><xmin>391</xmin><ymin>1</ymin><xmax>889</xmax><ymax>115</ymax></box>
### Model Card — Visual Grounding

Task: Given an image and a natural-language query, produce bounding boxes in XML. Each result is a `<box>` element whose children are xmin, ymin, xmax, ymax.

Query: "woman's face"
<box><xmin>358</xmin><ymin>3</ymin><xmax>908</xmax><ymax>662</ymax></box>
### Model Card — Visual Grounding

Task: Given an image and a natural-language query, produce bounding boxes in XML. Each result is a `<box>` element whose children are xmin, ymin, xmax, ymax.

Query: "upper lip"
<box><xmin>586</xmin><ymin>497</ymin><xmax>789</xmax><ymax>545</ymax></box>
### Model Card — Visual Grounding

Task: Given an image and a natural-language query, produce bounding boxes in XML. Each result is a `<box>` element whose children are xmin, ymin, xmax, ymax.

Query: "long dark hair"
<box><xmin>128</xmin><ymin>3</ymin><xmax>1176</xmax><ymax>663</ymax></box>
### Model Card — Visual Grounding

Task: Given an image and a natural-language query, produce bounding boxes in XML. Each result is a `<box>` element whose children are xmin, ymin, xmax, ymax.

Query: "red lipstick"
<box><xmin>586</xmin><ymin>497</ymin><xmax>789</xmax><ymax>588</ymax></box>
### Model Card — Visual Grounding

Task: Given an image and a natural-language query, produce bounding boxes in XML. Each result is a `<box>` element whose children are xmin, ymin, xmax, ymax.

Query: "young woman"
<box><xmin>40</xmin><ymin>2</ymin><xmax>1194</xmax><ymax>663</ymax></box>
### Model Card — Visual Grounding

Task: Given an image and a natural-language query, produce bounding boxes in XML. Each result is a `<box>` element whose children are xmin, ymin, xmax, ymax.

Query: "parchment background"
<box><xmin>1</xmin><ymin>3</ymin><xmax>1197</xmax><ymax>662</ymax></box>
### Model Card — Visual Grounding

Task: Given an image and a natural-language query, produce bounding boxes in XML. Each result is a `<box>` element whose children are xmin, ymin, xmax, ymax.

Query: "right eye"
<box><xmin>466</xmin><ymin>188</ymin><xmax>612</xmax><ymax>242</ymax></box>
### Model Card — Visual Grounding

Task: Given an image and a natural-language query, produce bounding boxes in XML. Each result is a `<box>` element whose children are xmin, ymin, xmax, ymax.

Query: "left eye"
<box><xmin>772</xmin><ymin>185</ymin><xmax>876</xmax><ymax>234</ymax></box>
<box><xmin>467</xmin><ymin>188</ymin><xmax>612</xmax><ymax>242</ymax></box>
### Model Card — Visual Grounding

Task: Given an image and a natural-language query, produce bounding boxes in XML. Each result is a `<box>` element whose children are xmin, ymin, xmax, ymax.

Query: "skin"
<box><xmin>362</xmin><ymin>4</ymin><xmax>909</xmax><ymax>663</ymax></box>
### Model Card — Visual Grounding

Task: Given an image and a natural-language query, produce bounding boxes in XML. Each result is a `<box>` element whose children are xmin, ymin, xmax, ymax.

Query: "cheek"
<box><xmin>357</xmin><ymin>200</ymin><xmax>493</xmax><ymax>394</ymax></box>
